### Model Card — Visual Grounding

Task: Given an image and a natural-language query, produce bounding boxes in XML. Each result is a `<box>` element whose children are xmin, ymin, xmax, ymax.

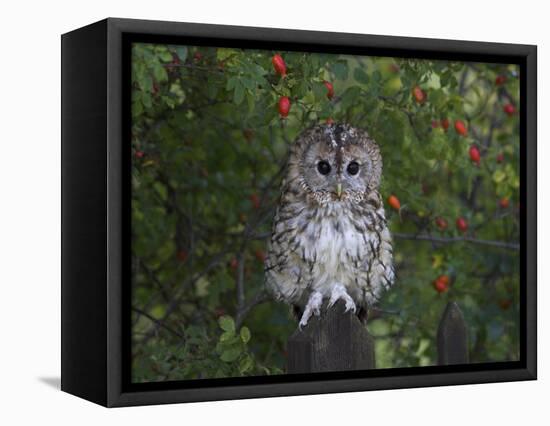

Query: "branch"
<box><xmin>132</xmin><ymin>306</ymin><xmax>185</xmax><ymax>339</ymax></box>
<box><xmin>393</xmin><ymin>232</ymin><xmax>519</xmax><ymax>251</ymax></box>
<box><xmin>235</xmin><ymin>289</ymin><xmax>270</xmax><ymax>329</ymax></box>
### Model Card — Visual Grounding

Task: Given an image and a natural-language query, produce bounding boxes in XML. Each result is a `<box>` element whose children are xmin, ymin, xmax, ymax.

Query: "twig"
<box><xmin>235</xmin><ymin>289</ymin><xmax>270</xmax><ymax>329</ymax></box>
<box><xmin>132</xmin><ymin>306</ymin><xmax>185</xmax><ymax>339</ymax></box>
<box><xmin>393</xmin><ymin>232</ymin><xmax>519</xmax><ymax>251</ymax></box>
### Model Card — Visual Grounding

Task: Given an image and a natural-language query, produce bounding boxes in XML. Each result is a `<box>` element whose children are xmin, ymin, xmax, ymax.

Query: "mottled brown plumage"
<box><xmin>265</xmin><ymin>123</ymin><xmax>395</xmax><ymax>327</ymax></box>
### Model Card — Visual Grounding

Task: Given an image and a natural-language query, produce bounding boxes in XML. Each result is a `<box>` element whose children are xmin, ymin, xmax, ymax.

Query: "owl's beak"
<box><xmin>336</xmin><ymin>183</ymin><xmax>343</xmax><ymax>199</ymax></box>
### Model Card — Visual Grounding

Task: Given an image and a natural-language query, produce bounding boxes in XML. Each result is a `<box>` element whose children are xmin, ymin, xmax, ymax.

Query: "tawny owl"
<box><xmin>265</xmin><ymin>123</ymin><xmax>395</xmax><ymax>328</ymax></box>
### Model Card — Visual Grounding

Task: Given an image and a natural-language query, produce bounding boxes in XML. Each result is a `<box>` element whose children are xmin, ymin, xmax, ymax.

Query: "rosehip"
<box><xmin>433</xmin><ymin>275</ymin><xmax>450</xmax><ymax>293</ymax></box>
<box><xmin>495</xmin><ymin>75</ymin><xmax>507</xmax><ymax>86</ymax></box>
<box><xmin>324</xmin><ymin>81</ymin><xmax>334</xmax><ymax>99</ymax></box>
<box><xmin>499</xmin><ymin>197</ymin><xmax>510</xmax><ymax>209</ymax></box>
<box><xmin>171</xmin><ymin>53</ymin><xmax>181</xmax><ymax>65</ymax></box>
<box><xmin>454</xmin><ymin>120</ymin><xmax>468</xmax><ymax>136</ymax></box>
<box><xmin>441</xmin><ymin>118</ymin><xmax>450</xmax><ymax>131</ymax></box>
<box><xmin>456</xmin><ymin>217</ymin><xmax>468</xmax><ymax>233</ymax></box>
<box><xmin>437</xmin><ymin>275</ymin><xmax>450</xmax><ymax>286</ymax></box>
<box><xmin>278</xmin><ymin>96</ymin><xmax>291</xmax><ymax>117</ymax></box>
<box><xmin>229</xmin><ymin>258</ymin><xmax>238</xmax><ymax>271</ymax></box>
<box><xmin>412</xmin><ymin>86</ymin><xmax>426</xmax><ymax>103</ymax></box>
<box><xmin>435</xmin><ymin>217</ymin><xmax>448</xmax><ymax>231</ymax></box>
<box><xmin>387</xmin><ymin>195</ymin><xmax>401</xmax><ymax>210</ymax></box>
<box><xmin>214</xmin><ymin>307</ymin><xmax>226</xmax><ymax>317</ymax></box>
<box><xmin>499</xmin><ymin>299</ymin><xmax>512</xmax><ymax>310</ymax></box>
<box><xmin>254</xmin><ymin>249</ymin><xmax>266</xmax><ymax>263</ymax></box>
<box><xmin>243</xmin><ymin>128</ymin><xmax>255</xmax><ymax>142</ymax></box>
<box><xmin>504</xmin><ymin>103</ymin><xmax>516</xmax><ymax>116</ymax></box>
<box><xmin>135</xmin><ymin>150</ymin><xmax>145</xmax><ymax>159</ymax></box>
<box><xmin>250</xmin><ymin>193</ymin><xmax>261</xmax><ymax>209</ymax></box>
<box><xmin>389</xmin><ymin>63</ymin><xmax>400</xmax><ymax>73</ymax></box>
<box><xmin>177</xmin><ymin>250</ymin><xmax>188</xmax><ymax>262</ymax></box>
<box><xmin>431</xmin><ymin>120</ymin><xmax>439</xmax><ymax>128</ymax></box>
<box><xmin>271</xmin><ymin>54</ymin><xmax>287</xmax><ymax>77</ymax></box>
<box><xmin>496</xmin><ymin>152</ymin><xmax>505</xmax><ymax>163</ymax></box>
<box><xmin>469</xmin><ymin>146</ymin><xmax>481</xmax><ymax>165</ymax></box>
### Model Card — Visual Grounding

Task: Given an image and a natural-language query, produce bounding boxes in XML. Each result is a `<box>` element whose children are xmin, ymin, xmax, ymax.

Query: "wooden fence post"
<box><xmin>287</xmin><ymin>300</ymin><xmax>375</xmax><ymax>374</ymax></box>
<box><xmin>437</xmin><ymin>301</ymin><xmax>469</xmax><ymax>365</ymax></box>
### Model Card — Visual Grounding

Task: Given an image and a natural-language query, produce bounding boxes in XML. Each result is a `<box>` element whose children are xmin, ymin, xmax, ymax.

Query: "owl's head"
<box><xmin>291</xmin><ymin>123</ymin><xmax>382</xmax><ymax>204</ymax></box>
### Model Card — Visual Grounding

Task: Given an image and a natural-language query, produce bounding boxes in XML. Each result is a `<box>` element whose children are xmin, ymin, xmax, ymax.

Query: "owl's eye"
<box><xmin>347</xmin><ymin>161</ymin><xmax>360</xmax><ymax>175</ymax></box>
<box><xmin>317</xmin><ymin>161</ymin><xmax>331</xmax><ymax>175</ymax></box>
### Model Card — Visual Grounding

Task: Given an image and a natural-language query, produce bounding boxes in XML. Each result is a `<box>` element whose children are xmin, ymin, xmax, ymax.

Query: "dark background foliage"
<box><xmin>130</xmin><ymin>43</ymin><xmax>520</xmax><ymax>382</ymax></box>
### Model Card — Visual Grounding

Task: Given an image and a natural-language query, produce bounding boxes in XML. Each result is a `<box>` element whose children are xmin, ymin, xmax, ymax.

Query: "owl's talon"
<box><xmin>344</xmin><ymin>300</ymin><xmax>357</xmax><ymax>313</ymax></box>
<box><xmin>299</xmin><ymin>291</ymin><xmax>323</xmax><ymax>329</ymax></box>
<box><xmin>328</xmin><ymin>283</ymin><xmax>356</xmax><ymax>314</ymax></box>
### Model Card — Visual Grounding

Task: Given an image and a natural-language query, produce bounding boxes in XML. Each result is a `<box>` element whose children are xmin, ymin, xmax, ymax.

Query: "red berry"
<box><xmin>176</xmin><ymin>250</ymin><xmax>188</xmax><ymax>262</ymax></box>
<box><xmin>389</xmin><ymin>63</ymin><xmax>400</xmax><ymax>73</ymax></box>
<box><xmin>135</xmin><ymin>150</ymin><xmax>145</xmax><ymax>159</ymax></box>
<box><xmin>271</xmin><ymin>54</ymin><xmax>287</xmax><ymax>77</ymax></box>
<box><xmin>504</xmin><ymin>103</ymin><xmax>516</xmax><ymax>116</ymax></box>
<box><xmin>495</xmin><ymin>75</ymin><xmax>507</xmax><ymax>86</ymax></box>
<box><xmin>499</xmin><ymin>197</ymin><xmax>510</xmax><ymax>209</ymax></box>
<box><xmin>412</xmin><ymin>86</ymin><xmax>426</xmax><ymax>103</ymax></box>
<box><xmin>435</xmin><ymin>217</ymin><xmax>448</xmax><ymax>231</ymax></box>
<box><xmin>441</xmin><ymin>118</ymin><xmax>450</xmax><ymax>131</ymax></box>
<box><xmin>254</xmin><ymin>249</ymin><xmax>266</xmax><ymax>263</ymax></box>
<box><xmin>499</xmin><ymin>299</ymin><xmax>512</xmax><ymax>310</ymax></box>
<box><xmin>496</xmin><ymin>152</ymin><xmax>505</xmax><ymax>163</ymax></box>
<box><xmin>214</xmin><ymin>307</ymin><xmax>226</xmax><ymax>317</ymax></box>
<box><xmin>387</xmin><ymin>195</ymin><xmax>401</xmax><ymax>210</ymax></box>
<box><xmin>456</xmin><ymin>217</ymin><xmax>468</xmax><ymax>233</ymax></box>
<box><xmin>325</xmin><ymin>117</ymin><xmax>335</xmax><ymax>125</ymax></box>
<box><xmin>438</xmin><ymin>275</ymin><xmax>450</xmax><ymax>286</ymax></box>
<box><xmin>171</xmin><ymin>53</ymin><xmax>181</xmax><ymax>65</ymax></box>
<box><xmin>250</xmin><ymin>193</ymin><xmax>261</xmax><ymax>209</ymax></box>
<box><xmin>454</xmin><ymin>120</ymin><xmax>468</xmax><ymax>136</ymax></box>
<box><xmin>243</xmin><ymin>128</ymin><xmax>255</xmax><ymax>142</ymax></box>
<box><xmin>324</xmin><ymin>81</ymin><xmax>334</xmax><ymax>99</ymax></box>
<box><xmin>278</xmin><ymin>96</ymin><xmax>291</xmax><ymax>117</ymax></box>
<box><xmin>469</xmin><ymin>146</ymin><xmax>481</xmax><ymax>165</ymax></box>
<box><xmin>433</xmin><ymin>275</ymin><xmax>450</xmax><ymax>293</ymax></box>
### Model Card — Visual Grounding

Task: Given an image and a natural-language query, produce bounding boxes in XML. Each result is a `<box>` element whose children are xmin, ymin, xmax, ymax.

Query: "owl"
<box><xmin>265</xmin><ymin>123</ymin><xmax>395</xmax><ymax>328</ymax></box>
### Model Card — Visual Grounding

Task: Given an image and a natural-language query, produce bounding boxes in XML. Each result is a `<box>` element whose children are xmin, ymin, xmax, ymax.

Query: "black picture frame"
<box><xmin>61</xmin><ymin>17</ymin><xmax>537</xmax><ymax>407</ymax></box>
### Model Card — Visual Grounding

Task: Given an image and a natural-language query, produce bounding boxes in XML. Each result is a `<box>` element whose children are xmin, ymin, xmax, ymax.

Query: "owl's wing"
<box><xmin>264</xmin><ymin>201</ymin><xmax>313</xmax><ymax>306</ymax></box>
<box><xmin>348</xmin><ymin>198</ymin><xmax>395</xmax><ymax>307</ymax></box>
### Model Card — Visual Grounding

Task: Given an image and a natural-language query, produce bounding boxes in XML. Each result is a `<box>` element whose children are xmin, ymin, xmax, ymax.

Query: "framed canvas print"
<box><xmin>61</xmin><ymin>18</ymin><xmax>537</xmax><ymax>407</ymax></box>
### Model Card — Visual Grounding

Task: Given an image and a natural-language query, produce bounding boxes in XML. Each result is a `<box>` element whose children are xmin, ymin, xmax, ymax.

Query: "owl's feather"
<box><xmin>265</xmin><ymin>124</ymin><xmax>395</xmax><ymax>325</ymax></box>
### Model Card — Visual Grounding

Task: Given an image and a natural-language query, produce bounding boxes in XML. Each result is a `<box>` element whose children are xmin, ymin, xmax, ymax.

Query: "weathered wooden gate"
<box><xmin>287</xmin><ymin>301</ymin><xmax>468</xmax><ymax>373</ymax></box>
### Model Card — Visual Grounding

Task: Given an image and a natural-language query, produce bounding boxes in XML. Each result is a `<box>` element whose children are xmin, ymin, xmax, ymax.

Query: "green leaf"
<box><xmin>158</xmin><ymin>50</ymin><xmax>173</xmax><ymax>62</ymax></box>
<box><xmin>218</xmin><ymin>315</ymin><xmax>235</xmax><ymax>333</ymax></box>
<box><xmin>226</xmin><ymin>76</ymin><xmax>237</xmax><ymax>91</ymax></box>
<box><xmin>354</xmin><ymin>68</ymin><xmax>369</xmax><ymax>85</ymax></box>
<box><xmin>493</xmin><ymin>169</ymin><xmax>506</xmax><ymax>184</ymax></box>
<box><xmin>240</xmin><ymin>326</ymin><xmax>251</xmax><ymax>343</ymax></box>
<box><xmin>239</xmin><ymin>355</ymin><xmax>253</xmax><ymax>373</ymax></box>
<box><xmin>220</xmin><ymin>346</ymin><xmax>241</xmax><ymax>362</ymax></box>
<box><xmin>332</xmin><ymin>60</ymin><xmax>349</xmax><ymax>80</ymax></box>
<box><xmin>174</xmin><ymin>46</ymin><xmax>188</xmax><ymax>62</ymax></box>
<box><xmin>153</xmin><ymin>64</ymin><xmax>168</xmax><ymax>82</ymax></box>
<box><xmin>234</xmin><ymin>82</ymin><xmax>245</xmax><ymax>105</ymax></box>
<box><xmin>217</xmin><ymin>48</ymin><xmax>236</xmax><ymax>61</ymax></box>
